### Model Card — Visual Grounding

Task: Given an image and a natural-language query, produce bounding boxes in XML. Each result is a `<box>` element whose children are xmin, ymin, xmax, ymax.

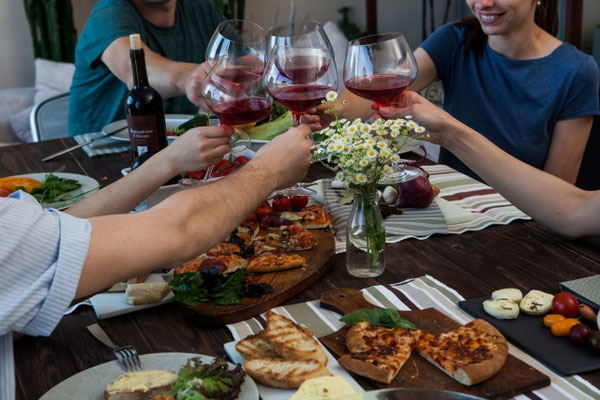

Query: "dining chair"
<box><xmin>29</xmin><ymin>92</ymin><xmax>70</xmax><ymax>142</ymax></box>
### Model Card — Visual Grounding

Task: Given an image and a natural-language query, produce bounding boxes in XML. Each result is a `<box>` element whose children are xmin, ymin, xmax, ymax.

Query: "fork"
<box><xmin>87</xmin><ymin>323</ymin><xmax>143</xmax><ymax>372</ymax></box>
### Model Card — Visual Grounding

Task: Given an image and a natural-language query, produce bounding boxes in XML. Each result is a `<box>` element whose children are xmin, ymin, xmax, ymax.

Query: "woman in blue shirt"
<box><xmin>309</xmin><ymin>0</ymin><xmax>599</xmax><ymax>184</ymax></box>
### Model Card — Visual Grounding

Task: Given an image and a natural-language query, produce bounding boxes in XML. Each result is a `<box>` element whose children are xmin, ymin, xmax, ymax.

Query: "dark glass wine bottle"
<box><xmin>125</xmin><ymin>33</ymin><xmax>168</xmax><ymax>161</ymax></box>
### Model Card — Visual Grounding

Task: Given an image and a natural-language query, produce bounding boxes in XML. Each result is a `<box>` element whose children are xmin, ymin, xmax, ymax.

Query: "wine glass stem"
<box><xmin>292</xmin><ymin>112</ymin><xmax>303</xmax><ymax>127</ymax></box>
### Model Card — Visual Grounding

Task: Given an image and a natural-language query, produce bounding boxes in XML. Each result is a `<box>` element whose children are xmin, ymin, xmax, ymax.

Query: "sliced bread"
<box><xmin>243</xmin><ymin>358</ymin><xmax>331</xmax><ymax>389</ymax></box>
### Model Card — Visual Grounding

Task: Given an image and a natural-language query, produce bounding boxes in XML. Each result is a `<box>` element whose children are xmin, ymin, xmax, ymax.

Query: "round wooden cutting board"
<box><xmin>184</xmin><ymin>228</ymin><xmax>336</xmax><ymax>325</ymax></box>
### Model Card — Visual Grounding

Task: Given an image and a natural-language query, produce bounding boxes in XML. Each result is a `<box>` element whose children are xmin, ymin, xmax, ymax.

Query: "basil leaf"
<box><xmin>170</xmin><ymin>269</ymin><xmax>245</xmax><ymax>306</ymax></box>
<box><xmin>340</xmin><ymin>307</ymin><xmax>417</xmax><ymax>330</ymax></box>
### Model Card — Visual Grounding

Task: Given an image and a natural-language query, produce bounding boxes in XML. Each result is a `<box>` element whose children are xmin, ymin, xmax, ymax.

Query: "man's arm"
<box><xmin>74</xmin><ymin>125</ymin><xmax>313</xmax><ymax>297</ymax></box>
<box><xmin>101</xmin><ymin>37</ymin><xmax>210</xmax><ymax>107</ymax></box>
<box><xmin>379</xmin><ymin>91</ymin><xmax>600</xmax><ymax>238</ymax></box>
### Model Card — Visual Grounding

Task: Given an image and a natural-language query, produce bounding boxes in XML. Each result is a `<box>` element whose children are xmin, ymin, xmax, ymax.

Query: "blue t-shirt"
<box><xmin>69</xmin><ymin>0</ymin><xmax>224</xmax><ymax>135</ymax></box>
<box><xmin>420</xmin><ymin>23</ymin><xmax>600</xmax><ymax>179</ymax></box>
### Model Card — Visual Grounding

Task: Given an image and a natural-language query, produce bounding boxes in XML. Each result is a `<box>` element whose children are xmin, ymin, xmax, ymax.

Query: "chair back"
<box><xmin>29</xmin><ymin>92</ymin><xmax>70</xmax><ymax>142</ymax></box>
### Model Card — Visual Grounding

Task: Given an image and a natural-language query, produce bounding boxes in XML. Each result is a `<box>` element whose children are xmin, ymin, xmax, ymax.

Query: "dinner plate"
<box><xmin>224</xmin><ymin>340</ymin><xmax>364</xmax><ymax>400</ymax></box>
<box><xmin>40</xmin><ymin>352</ymin><xmax>259</xmax><ymax>400</ymax></box>
<box><xmin>13</xmin><ymin>172</ymin><xmax>99</xmax><ymax>210</ymax></box>
<box><xmin>104</xmin><ymin>114</ymin><xmax>195</xmax><ymax>141</ymax></box>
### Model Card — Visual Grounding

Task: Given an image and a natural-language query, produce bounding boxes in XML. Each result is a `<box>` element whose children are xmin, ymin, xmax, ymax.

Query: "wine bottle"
<box><xmin>125</xmin><ymin>33</ymin><xmax>168</xmax><ymax>161</ymax></box>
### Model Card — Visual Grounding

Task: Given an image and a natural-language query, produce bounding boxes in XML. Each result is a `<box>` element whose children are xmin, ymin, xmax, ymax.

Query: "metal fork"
<box><xmin>87</xmin><ymin>323</ymin><xmax>142</xmax><ymax>372</ymax></box>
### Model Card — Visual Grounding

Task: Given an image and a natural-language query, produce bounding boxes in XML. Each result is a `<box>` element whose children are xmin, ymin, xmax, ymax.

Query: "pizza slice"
<box><xmin>174</xmin><ymin>253</ymin><xmax>248</xmax><ymax>275</ymax></box>
<box><xmin>415</xmin><ymin>319</ymin><xmax>508</xmax><ymax>386</ymax></box>
<box><xmin>247</xmin><ymin>251</ymin><xmax>306</xmax><ymax>273</ymax></box>
<box><xmin>262</xmin><ymin>205</ymin><xmax>332</xmax><ymax>230</ymax></box>
<box><xmin>338</xmin><ymin>322</ymin><xmax>415</xmax><ymax>384</ymax></box>
<box><xmin>252</xmin><ymin>224</ymin><xmax>316</xmax><ymax>254</ymax></box>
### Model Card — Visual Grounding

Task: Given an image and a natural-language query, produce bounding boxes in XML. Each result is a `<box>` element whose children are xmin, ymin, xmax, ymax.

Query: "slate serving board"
<box><xmin>319</xmin><ymin>289</ymin><xmax>550</xmax><ymax>400</ymax></box>
<box><xmin>459</xmin><ymin>296</ymin><xmax>600</xmax><ymax>376</ymax></box>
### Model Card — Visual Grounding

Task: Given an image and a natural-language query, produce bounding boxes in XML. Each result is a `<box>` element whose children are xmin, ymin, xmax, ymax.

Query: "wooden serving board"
<box><xmin>318</xmin><ymin>289</ymin><xmax>551</xmax><ymax>400</ymax></box>
<box><xmin>184</xmin><ymin>229</ymin><xmax>335</xmax><ymax>325</ymax></box>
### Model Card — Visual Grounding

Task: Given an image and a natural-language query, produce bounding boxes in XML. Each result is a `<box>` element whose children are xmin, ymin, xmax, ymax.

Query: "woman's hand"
<box><xmin>376</xmin><ymin>91</ymin><xmax>456</xmax><ymax>146</ymax></box>
<box><xmin>163</xmin><ymin>126</ymin><xmax>233</xmax><ymax>174</ymax></box>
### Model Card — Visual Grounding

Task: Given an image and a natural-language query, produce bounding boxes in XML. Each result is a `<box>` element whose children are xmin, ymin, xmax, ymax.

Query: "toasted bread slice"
<box><xmin>264</xmin><ymin>312</ymin><xmax>328</xmax><ymax>365</ymax></box>
<box><xmin>104</xmin><ymin>370</ymin><xmax>177</xmax><ymax>399</ymax></box>
<box><xmin>243</xmin><ymin>358</ymin><xmax>331</xmax><ymax>389</ymax></box>
<box><xmin>235</xmin><ymin>331</ymin><xmax>279</xmax><ymax>360</ymax></box>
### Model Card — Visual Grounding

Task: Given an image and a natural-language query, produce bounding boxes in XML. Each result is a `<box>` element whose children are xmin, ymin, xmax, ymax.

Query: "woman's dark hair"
<box><xmin>453</xmin><ymin>0</ymin><xmax>558</xmax><ymax>53</ymax></box>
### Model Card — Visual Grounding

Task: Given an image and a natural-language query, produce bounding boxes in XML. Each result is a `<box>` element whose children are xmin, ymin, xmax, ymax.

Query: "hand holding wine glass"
<box><xmin>344</xmin><ymin>32</ymin><xmax>417</xmax><ymax>111</ymax></box>
<box><xmin>200</xmin><ymin>54</ymin><xmax>272</xmax><ymax>154</ymax></box>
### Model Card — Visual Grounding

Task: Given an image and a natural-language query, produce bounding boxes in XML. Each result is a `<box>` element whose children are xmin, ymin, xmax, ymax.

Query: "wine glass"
<box><xmin>200</xmin><ymin>54</ymin><xmax>272</xmax><ymax>162</ymax></box>
<box><xmin>205</xmin><ymin>19</ymin><xmax>267</xmax><ymax>63</ymax></box>
<box><xmin>343</xmin><ymin>32</ymin><xmax>417</xmax><ymax>110</ymax></box>
<box><xmin>267</xmin><ymin>20</ymin><xmax>334</xmax><ymax>58</ymax></box>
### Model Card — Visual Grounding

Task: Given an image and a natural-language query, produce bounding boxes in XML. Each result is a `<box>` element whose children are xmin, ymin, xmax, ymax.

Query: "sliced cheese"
<box><xmin>280</xmin><ymin>212</ymin><xmax>303</xmax><ymax>221</ymax></box>
<box><xmin>483</xmin><ymin>299</ymin><xmax>520</xmax><ymax>320</ymax></box>
<box><xmin>491</xmin><ymin>288</ymin><xmax>523</xmax><ymax>304</ymax></box>
<box><xmin>520</xmin><ymin>289</ymin><xmax>553</xmax><ymax>315</ymax></box>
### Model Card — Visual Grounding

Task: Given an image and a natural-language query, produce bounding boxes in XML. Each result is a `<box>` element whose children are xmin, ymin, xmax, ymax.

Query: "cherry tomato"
<box><xmin>256</xmin><ymin>204</ymin><xmax>274</xmax><ymax>221</ymax></box>
<box><xmin>166</xmin><ymin>130</ymin><xmax>175</xmax><ymax>136</ymax></box>
<box><xmin>211</xmin><ymin>159</ymin><xmax>234</xmax><ymax>177</ymax></box>
<box><xmin>234</xmin><ymin>155</ymin><xmax>250</xmax><ymax>164</ymax></box>
<box><xmin>552</xmin><ymin>292</ymin><xmax>579</xmax><ymax>318</ymax></box>
<box><xmin>543</xmin><ymin>314</ymin><xmax>565</xmax><ymax>328</ymax></box>
<box><xmin>184</xmin><ymin>170</ymin><xmax>206</xmax><ymax>180</ymax></box>
<box><xmin>0</xmin><ymin>188</ymin><xmax>12</xmax><ymax>197</ymax></box>
<box><xmin>290</xmin><ymin>195</ymin><xmax>309</xmax><ymax>210</ymax></box>
<box><xmin>198</xmin><ymin>258</ymin><xmax>226</xmax><ymax>274</ymax></box>
<box><xmin>245</xmin><ymin>212</ymin><xmax>257</xmax><ymax>223</ymax></box>
<box><xmin>272</xmin><ymin>195</ymin><xmax>291</xmax><ymax>212</ymax></box>
<box><xmin>570</xmin><ymin>324</ymin><xmax>592</xmax><ymax>345</ymax></box>
<box><xmin>550</xmin><ymin>318</ymin><xmax>580</xmax><ymax>336</ymax></box>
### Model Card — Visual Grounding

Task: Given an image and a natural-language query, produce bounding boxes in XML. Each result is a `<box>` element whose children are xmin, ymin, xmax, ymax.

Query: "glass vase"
<box><xmin>346</xmin><ymin>186</ymin><xmax>386</xmax><ymax>278</ymax></box>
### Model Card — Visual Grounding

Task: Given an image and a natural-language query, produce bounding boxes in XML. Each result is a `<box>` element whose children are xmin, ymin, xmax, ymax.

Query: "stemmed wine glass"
<box><xmin>263</xmin><ymin>21</ymin><xmax>338</xmax><ymax>127</ymax></box>
<box><xmin>206</xmin><ymin>19</ymin><xmax>267</xmax><ymax>63</ymax></box>
<box><xmin>344</xmin><ymin>32</ymin><xmax>419</xmax><ymax>182</ymax></box>
<box><xmin>200</xmin><ymin>53</ymin><xmax>272</xmax><ymax>157</ymax></box>
<box><xmin>343</xmin><ymin>32</ymin><xmax>417</xmax><ymax>110</ymax></box>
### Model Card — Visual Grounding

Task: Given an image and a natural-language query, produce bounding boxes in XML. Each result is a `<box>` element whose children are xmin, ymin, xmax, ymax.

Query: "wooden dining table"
<box><xmin>4</xmin><ymin>138</ymin><xmax>600</xmax><ymax>399</ymax></box>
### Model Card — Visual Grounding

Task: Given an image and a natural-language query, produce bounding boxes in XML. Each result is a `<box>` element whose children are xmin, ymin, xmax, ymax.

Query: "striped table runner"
<box><xmin>319</xmin><ymin>164</ymin><xmax>531</xmax><ymax>253</ymax></box>
<box><xmin>226</xmin><ymin>276</ymin><xmax>600</xmax><ymax>400</ymax></box>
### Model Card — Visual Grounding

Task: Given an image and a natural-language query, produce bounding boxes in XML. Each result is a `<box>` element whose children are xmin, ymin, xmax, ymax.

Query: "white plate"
<box><xmin>13</xmin><ymin>172</ymin><xmax>99</xmax><ymax>210</ymax></box>
<box><xmin>224</xmin><ymin>340</ymin><xmax>364</xmax><ymax>400</ymax></box>
<box><xmin>40</xmin><ymin>352</ymin><xmax>259</xmax><ymax>400</ymax></box>
<box><xmin>104</xmin><ymin>114</ymin><xmax>195</xmax><ymax>142</ymax></box>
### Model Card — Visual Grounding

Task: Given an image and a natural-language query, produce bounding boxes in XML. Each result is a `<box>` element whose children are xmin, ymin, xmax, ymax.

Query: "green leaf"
<box><xmin>169</xmin><ymin>269</ymin><xmax>245</xmax><ymax>306</ymax></box>
<box><xmin>337</xmin><ymin>191</ymin><xmax>354</xmax><ymax>205</ymax></box>
<box><xmin>340</xmin><ymin>307</ymin><xmax>417</xmax><ymax>330</ymax></box>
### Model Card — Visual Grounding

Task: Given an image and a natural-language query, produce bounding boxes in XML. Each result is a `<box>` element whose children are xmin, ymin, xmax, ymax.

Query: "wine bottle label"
<box><xmin>127</xmin><ymin>114</ymin><xmax>162</xmax><ymax>155</ymax></box>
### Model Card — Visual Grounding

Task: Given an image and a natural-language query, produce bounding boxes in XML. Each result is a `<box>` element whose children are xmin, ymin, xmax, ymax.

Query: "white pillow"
<box><xmin>33</xmin><ymin>58</ymin><xmax>75</xmax><ymax>104</ymax></box>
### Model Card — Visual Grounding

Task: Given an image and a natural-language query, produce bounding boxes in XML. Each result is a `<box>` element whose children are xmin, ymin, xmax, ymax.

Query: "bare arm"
<box><xmin>66</xmin><ymin>126</ymin><xmax>231</xmax><ymax>218</ymax></box>
<box><xmin>407</xmin><ymin>48</ymin><xmax>438</xmax><ymax>92</ymax></box>
<box><xmin>379</xmin><ymin>91</ymin><xmax>600</xmax><ymax>238</ymax></box>
<box><xmin>543</xmin><ymin>116</ymin><xmax>593</xmax><ymax>183</ymax></box>
<box><xmin>101</xmin><ymin>37</ymin><xmax>210</xmax><ymax>107</ymax></box>
<box><xmin>75</xmin><ymin>125</ymin><xmax>312</xmax><ymax>297</ymax></box>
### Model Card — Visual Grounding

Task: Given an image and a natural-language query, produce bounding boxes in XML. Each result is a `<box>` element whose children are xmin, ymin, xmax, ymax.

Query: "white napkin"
<box><xmin>88</xmin><ymin>274</ymin><xmax>174</xmax><ymax>319</ymax></box>
<box><xmin>435</xmin><ymin>197</ymin><xmax>474</xmax><ymax>225</ymax></box>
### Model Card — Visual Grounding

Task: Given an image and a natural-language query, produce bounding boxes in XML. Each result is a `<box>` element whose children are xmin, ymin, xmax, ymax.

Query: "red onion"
<box><xmin>394</xmin><ymin>175</ymin><xmax>435</xmax><ymax>208</ymax></box>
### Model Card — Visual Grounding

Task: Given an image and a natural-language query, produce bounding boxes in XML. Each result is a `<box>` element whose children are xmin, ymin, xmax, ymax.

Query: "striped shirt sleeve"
<box><xmin>0</xmin><ymin>191</ymin><xmax>91</xmax><ymax>399</ymax></box>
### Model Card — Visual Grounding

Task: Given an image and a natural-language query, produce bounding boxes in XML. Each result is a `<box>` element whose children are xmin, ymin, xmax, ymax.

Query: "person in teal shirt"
<box><xmin>69</xmin><ymin>0</ymin><xmax>224</xmax><ymax>135</ymax></box>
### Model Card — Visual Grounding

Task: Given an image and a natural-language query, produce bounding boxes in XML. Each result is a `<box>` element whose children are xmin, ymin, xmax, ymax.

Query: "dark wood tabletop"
<box><xmin>4</xmin><ymin>138</ymin><xmax>600</xmax><ymax>399</ymax></box>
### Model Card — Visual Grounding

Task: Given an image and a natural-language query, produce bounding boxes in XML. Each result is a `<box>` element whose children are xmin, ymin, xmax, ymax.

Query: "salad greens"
<box><xmin>169</xmin><ymin>268</ymin><xmax>245</xmax><ymax>306</ymax></box>
<box><xmin>24</xmin><ymin>173</ymin><xmax>82</xmax><ymax>203</ymax></box>
<box><xmin>340</xmin><ymin>307</ymin><xmax>417</xmax><ymax>330</ymax></box>
<box><xmin>168</xmin><ymin>357</ymin><xmax>245</xmax><ymax>400</ymax></box>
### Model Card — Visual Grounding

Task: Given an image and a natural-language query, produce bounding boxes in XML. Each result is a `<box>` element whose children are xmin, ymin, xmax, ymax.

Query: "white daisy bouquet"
<box><xmin>312</xmin><ymin>91</ymin><xmax>428</xmax><ymax>269</ymax></box>
<box><xmin>313</xmin><ymin>91</ymin><xmax>428</xmax><ymax>190</ymax></box>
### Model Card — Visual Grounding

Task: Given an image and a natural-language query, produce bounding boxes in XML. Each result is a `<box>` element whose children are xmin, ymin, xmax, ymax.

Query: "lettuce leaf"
<box><xmin>340</xmin><ymin>307</ymin><xmax>417</xmax><ymax>330</ymax></box>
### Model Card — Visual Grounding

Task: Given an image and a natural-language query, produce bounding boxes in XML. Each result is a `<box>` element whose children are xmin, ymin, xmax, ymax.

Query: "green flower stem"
<box><xmin>356</xmin><ymin>184</ymin><xmax>385</xmax><ymax>267</ymax></box>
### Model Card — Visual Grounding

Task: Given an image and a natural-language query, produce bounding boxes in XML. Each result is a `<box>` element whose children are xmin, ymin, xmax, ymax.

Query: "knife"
<box><xmin>42</xmin><ymin>126</ymin><xmax>128</xmax><ymax>162</ymax></box>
